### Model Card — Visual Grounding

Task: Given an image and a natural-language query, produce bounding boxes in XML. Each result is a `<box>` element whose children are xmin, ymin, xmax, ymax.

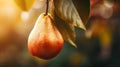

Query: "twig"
<box><xmin>45</xmin><ymin>0</ymin><xmax>49</xmax><ymax>15</ymax></box>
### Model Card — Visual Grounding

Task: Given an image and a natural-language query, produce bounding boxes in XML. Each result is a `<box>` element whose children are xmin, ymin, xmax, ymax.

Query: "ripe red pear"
<box><xmin>28</xmin><ymin>13</ymin><xmax>64</xmax><ymax>60</ymax></box>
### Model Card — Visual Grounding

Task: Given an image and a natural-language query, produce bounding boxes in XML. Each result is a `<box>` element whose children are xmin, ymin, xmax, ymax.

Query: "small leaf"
<box><xmin>14</xmin><ymin>0</ymin><xmax>34</xmax><ymax>11</ymax></box>
<box><xmin>54</xmin><ymin>13</ymin><xmax>77</xmax><ymax>47</ymax></box>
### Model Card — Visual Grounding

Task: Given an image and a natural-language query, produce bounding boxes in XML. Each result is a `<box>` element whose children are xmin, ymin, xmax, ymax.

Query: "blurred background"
<box><xmin>0</xmin><ymin>0</ymin><xmax>120</xmax><ymax>67</ymax></box>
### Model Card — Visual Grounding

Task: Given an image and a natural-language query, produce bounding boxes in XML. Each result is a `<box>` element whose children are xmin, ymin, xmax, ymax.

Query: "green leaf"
<box><xmin>54</xmin><ymin>0</ymin><xmax>90</xmax><ymax>47</ymax></box>
<box><xmin>54</xmin><ymin>13</ymin><xmax>77</xmax><ymax>47</ymax></box>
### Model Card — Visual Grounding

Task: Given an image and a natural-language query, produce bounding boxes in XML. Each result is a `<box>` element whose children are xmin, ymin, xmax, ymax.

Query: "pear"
<box><xmin>28</xmin><ymin>13</ymin><xmax>64</xmax><ymax>60</ymax></box>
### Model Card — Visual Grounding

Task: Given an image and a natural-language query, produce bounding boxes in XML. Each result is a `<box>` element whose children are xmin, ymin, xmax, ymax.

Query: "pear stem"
<box><xmin>45</xmin><ymin>0</ymin><xmax>49</xmax><ymax>15</ymax></box>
